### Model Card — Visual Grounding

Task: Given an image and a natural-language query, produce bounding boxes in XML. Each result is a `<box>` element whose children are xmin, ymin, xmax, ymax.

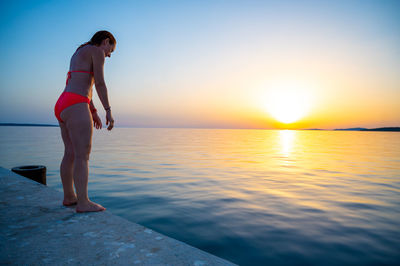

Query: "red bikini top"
<box><xmin>66</xmin><ymin>70</ymin><xmax>94</xmax><ymax>85</ymax></box>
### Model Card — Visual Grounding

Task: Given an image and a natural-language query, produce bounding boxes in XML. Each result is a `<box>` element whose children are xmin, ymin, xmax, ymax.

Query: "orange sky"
<box><xmin>1</xmin><ymin>1</ymin><xmax>399</xmax><ymax>129</ymax></box>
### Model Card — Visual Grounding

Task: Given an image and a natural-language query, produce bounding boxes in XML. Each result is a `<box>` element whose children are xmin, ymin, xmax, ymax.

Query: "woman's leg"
<box><xmin>58</xmin><ymin>121</ymin><xmax>77</xmax><ymax>205</ymax></box>
<box><xmin>61</xmin><ymin>102</ymin><xmax>105</xmax><ymax>212</ymax></box>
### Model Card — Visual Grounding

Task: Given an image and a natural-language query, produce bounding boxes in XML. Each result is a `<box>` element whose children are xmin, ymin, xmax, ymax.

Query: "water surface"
<box><xmin>1</xmin><ymin>127</ymin><xmax>399</xmax><ymax>265</ymax></box>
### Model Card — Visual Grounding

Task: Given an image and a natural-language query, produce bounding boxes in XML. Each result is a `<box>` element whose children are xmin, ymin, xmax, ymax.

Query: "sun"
<box><xmin>263</xmin><ymin>81</ymin><xmax>313</xmax><ymax>124</ymax></box>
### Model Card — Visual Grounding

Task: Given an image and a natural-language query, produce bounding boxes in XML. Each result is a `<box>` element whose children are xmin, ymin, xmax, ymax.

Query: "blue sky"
<box><xmin>1</xmin><ymin>0</ymin><xmax>399</xmax><ymax>128</ymax></box>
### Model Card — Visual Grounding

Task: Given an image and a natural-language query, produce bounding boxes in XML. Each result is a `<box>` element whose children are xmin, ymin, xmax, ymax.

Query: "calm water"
<box><xmin>1</xmin><ymin>127</ymin><xmax>399</xmax><ymax>265</ymax></box>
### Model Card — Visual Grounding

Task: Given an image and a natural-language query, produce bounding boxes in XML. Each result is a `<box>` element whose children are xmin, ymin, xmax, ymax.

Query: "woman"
<box><xmin>54</xmin><ymin>30</ymin><xmax>116</xmax><ymax>213</ymax></box>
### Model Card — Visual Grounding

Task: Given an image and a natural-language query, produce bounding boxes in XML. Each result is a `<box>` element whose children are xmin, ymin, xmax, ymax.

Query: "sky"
<box><xmin>0</xmin><ymin>0</ymin><xmax>399</xmax><ymax>129</ymax></box>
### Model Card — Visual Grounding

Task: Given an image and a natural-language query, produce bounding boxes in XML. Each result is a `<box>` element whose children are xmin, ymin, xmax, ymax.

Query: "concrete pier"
<box><xmin>0</xmin><ymin>167</ymin><xmax>235</xmax><ymax>265</ymax></box>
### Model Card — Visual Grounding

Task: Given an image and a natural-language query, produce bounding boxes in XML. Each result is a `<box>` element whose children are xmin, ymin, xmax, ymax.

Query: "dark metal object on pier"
<box><xmin>11</xmin><ymin>165</ymin><xmax>47</xmax><ymax>185</ymax></box>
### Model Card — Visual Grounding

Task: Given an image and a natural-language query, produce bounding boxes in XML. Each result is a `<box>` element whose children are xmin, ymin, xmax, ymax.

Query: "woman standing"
<box><xmin>54</xmin><ymin>31</ymin><xmax>116</xmax><ymax>213</ymax></box>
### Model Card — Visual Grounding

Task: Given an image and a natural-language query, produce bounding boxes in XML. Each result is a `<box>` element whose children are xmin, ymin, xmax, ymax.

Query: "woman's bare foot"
<box><xmin>63</xmin><ymin>195</ymin><xmax>78</xmax><ymax>206</ymax></box>
<box><xmin>76</xmin><ymin>200</ymin><xmax>106</xmax><ymax>213</ymax></box>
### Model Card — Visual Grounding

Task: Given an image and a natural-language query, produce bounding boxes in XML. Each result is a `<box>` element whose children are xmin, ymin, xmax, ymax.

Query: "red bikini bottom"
<box><xmin>54</xmin><ymin>91</ymin><xmax>90</xmax><ymax>123</ymax></box>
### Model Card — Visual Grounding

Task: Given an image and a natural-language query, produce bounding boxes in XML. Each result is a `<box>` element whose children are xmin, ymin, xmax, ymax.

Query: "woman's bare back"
<box><xmin>65</xmin><ymin>45</ymin><xmax>96</xmax><ymax>99</ymax></box>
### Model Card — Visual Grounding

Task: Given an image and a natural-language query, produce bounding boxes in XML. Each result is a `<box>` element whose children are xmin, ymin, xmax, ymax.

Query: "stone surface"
<box><xmin>0</xmin><ymin>167</ymin><xmax>235</xmax><ymax>265</ymax></box>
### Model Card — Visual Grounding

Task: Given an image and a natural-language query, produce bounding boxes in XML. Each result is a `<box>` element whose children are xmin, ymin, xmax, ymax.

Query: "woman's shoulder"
<box><xmin>78</xmin><ymin>44</ymin><xmax>95</xmax><ymax>53</ymax></box>
<box><xmin>84</xmin><ymin>45</ymin><xmax>104</xmax><ymax>58</ymax></box>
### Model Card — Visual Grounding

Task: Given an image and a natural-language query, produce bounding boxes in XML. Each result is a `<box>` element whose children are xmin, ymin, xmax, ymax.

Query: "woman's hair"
<box><xmin>76</xmin><ymin>30</ymin><xmax>116</xmax><ymax>52</ymax></box>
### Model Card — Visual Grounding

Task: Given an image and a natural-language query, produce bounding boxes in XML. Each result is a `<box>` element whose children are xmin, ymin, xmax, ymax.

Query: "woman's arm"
<box><xmin>92</xmin><ymin>46</ymin><xmax>114</xmax><ymax>131</ymax></box>
<box><xmin>92</xmin><ymin>47</ymin><xmax>111</xmax><ymax>110</ymax></box>
<box><xmin>90</xmin><ymin>99</ymin><xmax>103</xmax><ymax>129</ymax></box>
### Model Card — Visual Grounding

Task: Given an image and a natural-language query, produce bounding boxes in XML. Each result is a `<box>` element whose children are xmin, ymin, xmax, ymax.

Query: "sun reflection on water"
<box><xmin>278</xmin><ymin>130</ymin><xmax>296</xmax><ymax>157</ymax></box>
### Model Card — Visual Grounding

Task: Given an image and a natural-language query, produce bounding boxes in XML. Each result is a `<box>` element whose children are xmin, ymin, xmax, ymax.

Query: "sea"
<box><xmin>0</xmin><ymin>126</ymin><xmax>399</xmax><ymax>265</ymax></box>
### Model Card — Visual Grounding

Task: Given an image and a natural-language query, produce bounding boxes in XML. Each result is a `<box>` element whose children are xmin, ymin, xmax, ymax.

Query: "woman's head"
<box><xmin>77</xmin><ymin>30</ymin><xmax>116</xmax><ymax>57</ymax></box>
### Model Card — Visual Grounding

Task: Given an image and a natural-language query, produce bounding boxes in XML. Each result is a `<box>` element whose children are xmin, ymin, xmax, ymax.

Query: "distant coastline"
<box><xmin>303</xmin><ymin>127</ymin><xmax>400</xmax><ymax>132</ymax></box>
<box><xmin>334</xmin><ymin>127</ymin><xmax>400</xmax><ymax>132</ymax></box>
<box><xmin>303</xmin><ymin>127</ymin><xmax>400</xmax><ymax>131</ymax></box>
<box><xmin>0</xmin><ymin>123</ymin><xmax>58</xmax><ymax>127</ymax></box>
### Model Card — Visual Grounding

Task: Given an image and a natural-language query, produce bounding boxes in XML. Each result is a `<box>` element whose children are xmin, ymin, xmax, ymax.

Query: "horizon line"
<box><xmin>0</xmin><ymin>123</ymin><xmax>399</xmax><ymax>131</ymax></box>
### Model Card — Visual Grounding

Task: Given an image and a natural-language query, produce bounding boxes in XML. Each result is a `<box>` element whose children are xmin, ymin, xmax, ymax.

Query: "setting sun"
<box><xmin>263</xmin><ymin>81</ymin><xmax>314</xmax><ymax>124</ymax></box>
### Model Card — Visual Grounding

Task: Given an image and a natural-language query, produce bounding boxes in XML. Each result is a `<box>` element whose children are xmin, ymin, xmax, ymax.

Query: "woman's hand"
<box><xmin>106</xmin><ymin>109</ymin><xmax>114</xmax><ymax>131</ymax></box>
<box><xmin>92</xmin><ymin>111</ymin><xmax>102</xmax><ymax>130</ymax></box>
